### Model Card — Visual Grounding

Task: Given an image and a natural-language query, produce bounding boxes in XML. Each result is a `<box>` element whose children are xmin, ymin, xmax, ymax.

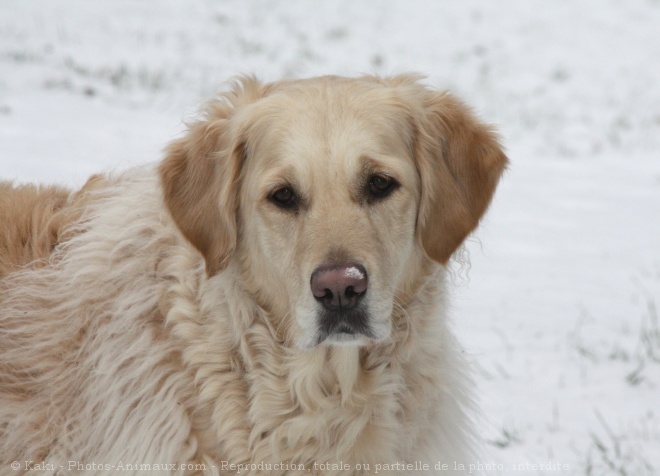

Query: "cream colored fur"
<box><xmin>0</xmin><ymin>75</ymin><xmax>507</xmax><ymax>475</ymax></box>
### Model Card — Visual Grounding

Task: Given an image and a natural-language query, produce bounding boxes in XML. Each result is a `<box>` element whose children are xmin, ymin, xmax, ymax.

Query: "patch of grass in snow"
<box><xmin>622</xmin><ymin>299</ymin><xmax>660</xmax><ymax>387</ymax></box>
<box><xmin>3</xmin><ymin>49</ymin><xmax>45</xmax><ymax>63</ymax></box>
<box><xmin>60</xmin><ymin>57</ymin><xmax>169</xmax><ymax>95</ymax></box>
<box><xmin>571</xmin><ymin>298</ymin><xmax>660</xmax><ymax>386</ymax></box>
<box><xmin>637</xmin><ymin>300</ymin><xmax>660</xmax><ymax>364</ymax></box>
<box><xmin>585</xmin><ymin>411</ymin><xmax>655</xmax><ymax>476</ymax></box>
<box><xmin>623</xmin><ymin>299</ymin><xmax>659</xmax><ymax>387</ymax></box>
<box><xmin>570</xmin><ymin>311</ymin><xmax>600</xmax><ymax>363</ymax></box>
<box><xmin>487</xmin><ymin>420</ymin><xmax>521</xmax><ymax>449</ymax></box>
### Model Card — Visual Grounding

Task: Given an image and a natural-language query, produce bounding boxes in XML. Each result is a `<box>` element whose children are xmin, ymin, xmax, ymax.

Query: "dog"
<box><xmin>0</xmin><ymin>74</ymin><xmax>507</xmax><ymax>475</ymax></box>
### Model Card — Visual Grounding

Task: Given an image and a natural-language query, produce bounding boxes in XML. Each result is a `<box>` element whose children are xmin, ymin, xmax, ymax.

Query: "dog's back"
<box><xmin>0</xmin><ymin>175</ymin><xmax>106</xmax><ymax>277</ymax></box>
<box><xmin>0</xmin><ymin>182</ymin><xmax>71</xmax><ymax>276</ymax></box>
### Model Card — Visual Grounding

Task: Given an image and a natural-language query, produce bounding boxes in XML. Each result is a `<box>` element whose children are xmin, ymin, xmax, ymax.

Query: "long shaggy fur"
<box><xmin>0</xmin><ymin>75</ymin><xmax>507</xmax><ymax>475</ymax></box>
<box><xmin>0</xmin><ymin>182</ymin><xmax>71</xmax><ymax>277</ymax></box>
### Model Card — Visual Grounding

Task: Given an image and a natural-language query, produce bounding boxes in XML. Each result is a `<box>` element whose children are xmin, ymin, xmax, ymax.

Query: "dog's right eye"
<box><xmin>269</xmin><ymin>186</ymin><xmax>298</xmax><ymax>210</ymax></box>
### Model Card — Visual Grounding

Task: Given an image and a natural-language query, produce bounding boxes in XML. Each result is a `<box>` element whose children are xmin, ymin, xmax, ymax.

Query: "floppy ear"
<box><xmin>159</xmin><ymin>113</ymin><xmax>240</xmax><ymax>276</ymax></box>
<box><xmin>414</xmin><ymin>91</ymin><xmax>508</xmax><ymax>264</ymax></box>
<box><xmin>159</xmin><ymin>84</ymin><xmax>261</xmax><ymax>276</ymax></box>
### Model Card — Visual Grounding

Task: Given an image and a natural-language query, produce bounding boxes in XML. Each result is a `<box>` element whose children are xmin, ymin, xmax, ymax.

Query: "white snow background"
<box><xmin>1</xmin><ymin>1</ymin><xmax>659</xmax><ymax>474</ymax></box>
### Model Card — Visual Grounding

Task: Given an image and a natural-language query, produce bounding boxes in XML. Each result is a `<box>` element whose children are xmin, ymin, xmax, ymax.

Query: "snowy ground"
<box><xmin>1</xmin><ymin>1</ymin><xmax>659</xmax><ymax>474</ymax></box>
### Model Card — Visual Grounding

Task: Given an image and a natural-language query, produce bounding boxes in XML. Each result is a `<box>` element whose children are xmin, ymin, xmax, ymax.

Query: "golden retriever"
<box><xmin>0</xmin><ymin>74</ymin><xmax>507</xmax><ymax>475</ymax></box>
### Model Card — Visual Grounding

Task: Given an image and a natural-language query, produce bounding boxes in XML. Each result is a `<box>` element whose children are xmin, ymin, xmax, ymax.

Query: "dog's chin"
<box><xmin>321</xmin><ymin>328</ymin><xmax>371</xmax><ymax>347</ymax></box>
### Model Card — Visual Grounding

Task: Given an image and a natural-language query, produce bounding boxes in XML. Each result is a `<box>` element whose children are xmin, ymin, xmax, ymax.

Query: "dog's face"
<box><xmin>236</xmin><ymin>83</ymin><xmax>422</xmax><ymax>347</ymax></box>
<box><xmin>160</xmin><ymin>75</ymin><xmax>507</xmax><ymax>348</ymax></box>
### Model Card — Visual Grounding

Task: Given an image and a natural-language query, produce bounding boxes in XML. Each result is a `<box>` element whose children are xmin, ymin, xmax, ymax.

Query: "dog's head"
<box><xmin>160</xmin><ymin>75</ymin><xmax>507</xmax><ymax>348</ymax></box>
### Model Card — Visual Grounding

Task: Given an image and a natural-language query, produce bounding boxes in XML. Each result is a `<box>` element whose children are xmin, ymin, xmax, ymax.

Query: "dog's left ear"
<box><xmin>413</xmin><ymin>91</ymin><xmax>508</xmax><ymax>264</ymax></box>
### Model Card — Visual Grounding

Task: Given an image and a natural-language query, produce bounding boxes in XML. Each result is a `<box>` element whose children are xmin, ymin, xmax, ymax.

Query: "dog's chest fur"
<box><xmin>153</xmin><ymin>247</ymin><xmax>453</xmax><ymax>474</ymax></box>
<box><xmin>168</xmin><ymin>269</ymin><xmax>426</xmax><ymax>472</ymax></box>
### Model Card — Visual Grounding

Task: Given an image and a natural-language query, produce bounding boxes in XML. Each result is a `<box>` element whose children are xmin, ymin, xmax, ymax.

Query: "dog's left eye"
<box><xmin>269</xmin><ymin>186</ymin><xmax>298</xmax><ymax>210</ymax></box>
<box><xmin>367</xmin><ymin>174</ymin><xmax>398</xmax><ymax>199</ymax></box>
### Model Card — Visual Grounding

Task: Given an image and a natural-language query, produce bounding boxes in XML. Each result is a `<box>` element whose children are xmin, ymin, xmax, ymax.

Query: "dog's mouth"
<box><xmin>336</xmin><ymin>323</ymin><xmax>357</xmax><ymax>334</ymax></box>
<box><xmin>315</xmin><ymin>308</ymin><xmax>376</xmax><ymax>346</ymax></box>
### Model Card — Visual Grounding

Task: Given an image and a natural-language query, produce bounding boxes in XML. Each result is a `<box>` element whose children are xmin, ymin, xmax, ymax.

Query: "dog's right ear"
<box><xmin>160</xmin><ymin>79</ymin><xmax>266</xmax><ymax>276</ymax></box>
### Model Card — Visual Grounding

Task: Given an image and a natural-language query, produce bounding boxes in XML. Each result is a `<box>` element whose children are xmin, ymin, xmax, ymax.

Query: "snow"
<box><xmin>1</xmin><ymin>1</ymin><xmax>659</xmax><ymax>474</ymax></box>
<box><xmin>345</xmin><ymin>266</ymin><xmax>365</xmax><ymax>281</ymax></box>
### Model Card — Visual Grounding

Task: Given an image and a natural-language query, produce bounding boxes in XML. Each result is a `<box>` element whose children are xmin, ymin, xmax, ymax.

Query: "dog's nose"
<box><xmin>310</xmin><ymin>264</ymin><xmax>368</xmax><ymax>311</ymax></box>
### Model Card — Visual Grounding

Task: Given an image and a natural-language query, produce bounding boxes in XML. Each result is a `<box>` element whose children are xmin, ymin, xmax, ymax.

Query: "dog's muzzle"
<box><xmin>310</xmin><ymin>263</ymin><xmax>375</xmax><ymax>344</ymax></box>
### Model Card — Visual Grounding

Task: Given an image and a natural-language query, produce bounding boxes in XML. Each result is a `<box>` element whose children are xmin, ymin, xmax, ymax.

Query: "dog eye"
<box><xmin>269</xmin><ymin>186</ymin><xmax>298</xmax><ymax>209</ymax></box>
<box><xmin>367</xmin><ymin>174</ymin><xmax>398</xmax><ymax>199</ymax></box>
